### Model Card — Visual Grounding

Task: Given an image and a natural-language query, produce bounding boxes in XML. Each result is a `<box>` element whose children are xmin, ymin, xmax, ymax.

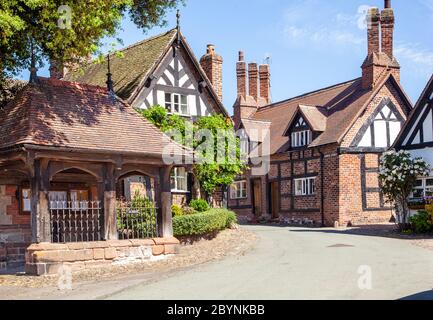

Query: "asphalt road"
<box><xmin>106</xmin><ymin>225</ymin><xmax>433</xmax><ymax>300</ymax></box>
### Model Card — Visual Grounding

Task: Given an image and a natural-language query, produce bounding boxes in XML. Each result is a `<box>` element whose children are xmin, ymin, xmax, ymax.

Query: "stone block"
<box><xmin>93</xmin><ymin>248</ymin><xmax>105</xmax><ymax>260</ymax></box>
<box><xmin>153</xmin><ymin>237</ymin><xmax>180</xmax><ymax>245</ymax></box>
<box><xmin>25</xmin><ymin>263</ymin><xmax>47</xmax><ymax>276</ymax></box>
<box><xmin>104</xmin><ymin>247</ymin><xmax>117</xmax><ymax>260</ymax></box>
<box><xmin>130</xmin><ymin>239</ymin><xmax>155</xmax><ymax>247</ymax></box>
<box><xmin>152</xmin><ymin>245</ymin><xmax>165</xmax><ymax>256</ymax></box>
<box><xmin>107</xmin><ymin>240</ymin><xmax>133</xmax><ymax>248</ymax></box>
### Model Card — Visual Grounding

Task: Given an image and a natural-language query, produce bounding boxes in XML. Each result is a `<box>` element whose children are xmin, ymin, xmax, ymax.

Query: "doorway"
<box><xmin>252</xmin><ymin>179</ymin><xmax>263</xmax><ymax>216</ymax></box>
<box><xmin>270</xmin><ymin>182</ymin><xmax>280</xmax><ymax>219</ymax></box>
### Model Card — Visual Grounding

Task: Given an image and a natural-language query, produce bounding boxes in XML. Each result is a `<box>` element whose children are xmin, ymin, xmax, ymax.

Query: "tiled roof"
<box><xmin>63</xmin><ymin>30</ymin><xmax>177</xmax><ymax>100</ymax></box>
<box><xmin>0</xmin><ymin>77</ymin><xmax>190</xmax><ymax>158</ymax></box>
<box><xmin>252</xmin><ymin>78</ymin><xmax>373</xmax><ymax>154</ymax></box>
<box><xmin>240</xmin><ymin>118</ymin><xmax>271</xmax><ymax>143</ymax></box>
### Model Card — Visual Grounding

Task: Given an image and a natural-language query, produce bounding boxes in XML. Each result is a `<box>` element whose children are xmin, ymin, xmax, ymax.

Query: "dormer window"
<box><xmin>290</xmin><ymin>117</ymin><xmax>311</xmax><ymax>148</ymax></box>
<box><xmin>291</xmin><ymin>130</ymin><xmax>311</xmax><ymax>148</ymax></box>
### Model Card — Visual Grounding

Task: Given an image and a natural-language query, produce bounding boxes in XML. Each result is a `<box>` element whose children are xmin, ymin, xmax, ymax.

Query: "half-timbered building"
<box><xmin>229</xmin><ymin>1</ymin><xmax>413</xmax><ymax>227</ymax></box>
<box><xmin>395</xmin><ymin>75</ymin><xmax>433</xmax><ymax>210</ymax></box>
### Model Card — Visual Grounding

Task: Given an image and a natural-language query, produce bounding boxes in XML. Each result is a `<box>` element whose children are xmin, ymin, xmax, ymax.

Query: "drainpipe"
<box><xmin>319</xmin><ymin>150</ymin><xmax>325</xmax><ymax>227</ymax></box>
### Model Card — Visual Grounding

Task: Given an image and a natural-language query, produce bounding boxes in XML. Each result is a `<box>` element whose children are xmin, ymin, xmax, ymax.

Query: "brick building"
<box><xmin>229</xmin><ymin>1</ymin><xmax>413</xmax><ymax>227</ymax></box>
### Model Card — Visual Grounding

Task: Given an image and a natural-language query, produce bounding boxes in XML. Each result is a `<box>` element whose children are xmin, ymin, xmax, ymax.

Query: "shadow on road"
<box><xmin>240</xmin><ymin>222</ymin><xmax>433</xmax><ymax>241</ymax></box>
<box><xmin>400</xmin><ymin>289</ymin><xmax>433</xmax><ymax>300</ymax></box>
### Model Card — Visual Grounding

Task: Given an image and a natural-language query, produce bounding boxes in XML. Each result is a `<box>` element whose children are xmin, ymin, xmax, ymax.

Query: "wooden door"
<box><xmin>270</xmin><ymin>182</ymin><xmax>280</xmax><ymax>219</ymax></box>
<box><xmin>253</xmin><ymin>179</ymin><xmax>262</xmax><ymax>216</ymax></box>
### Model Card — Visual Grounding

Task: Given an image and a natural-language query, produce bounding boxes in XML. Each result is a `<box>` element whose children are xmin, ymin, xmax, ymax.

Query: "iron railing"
<box><xmin>116</xmin><ymin>202</ymin><xmax>158</xmax><ymax>240</ymax></box>
<box><xmin>49</xmin><ymin>201</ymin><xmax>102</xmax><ymax>243</ymax></box>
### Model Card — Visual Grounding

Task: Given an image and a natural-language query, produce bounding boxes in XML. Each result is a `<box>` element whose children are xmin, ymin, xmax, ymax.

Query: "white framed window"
<box><xmin>410</xmin><ymin>177</ymin><xmax>433</xmax><ymax>200</ymax></box>
<box><xmin>291</xmin><ymin>130</ymin><xmax>311</xmax><ymax>148</ymax></box>
<box><xmin>21</xmin><ymin>188</ymin><xmax>31</xmax><ymax>212</ymax></box>
<box><xmin>294</xmin><ymin>177</ymin><xmax>316</xmax><ymax>196</ymax></box>
<box><xmin>171</xmin><ymin>167</ymin><xmax>188</xmax><ymax>192</ymax></box>
<box><xmin>165</xmin><ymin>93</ymin><xmax>189</xmax><ymax>115</ymax></box>
<box><xmin>230</xmin><ymin>181</ymin><xmax>247</xmax><ymax>199</ymax></box>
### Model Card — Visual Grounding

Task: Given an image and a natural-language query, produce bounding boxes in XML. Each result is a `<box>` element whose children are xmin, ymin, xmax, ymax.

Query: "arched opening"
<box><xmin>116</xmin><ymin>171</ymin><xmax>158</xmax><ymax>240</ymax></box>
<box><xmin>49</xmin><ymin>168</ymin><xmax>102</xmax><ymax>243</ymax></box>
<box><xmin>116</xmin><ymin>171</ymin><xmax>155</xmax><ymax>202</ymax></box>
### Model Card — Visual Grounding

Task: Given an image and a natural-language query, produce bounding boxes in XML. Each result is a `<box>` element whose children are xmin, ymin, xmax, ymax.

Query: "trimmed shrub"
<box><xmin>182</xmin><ymin>206</ymin><xmax>197</xmax><ymax>215</ymax></box>
<box><xmin>172</xmin><ymin>204</ymin><xmax>183</xmax><ymax>217</ymax></box>
<box><xmin>189</xmin><ymin>199</ymin><xmax>209</xmax><ymax>212</ymax></box>
<box><xmin>173</xmin><ymin>209</ymin><xmax>238</xmax><ymax>237</ymax></box>
<box><xmin>409</xmin><ymin>211</ymin><xmax>433</xmax><ymax>234</ymax></box>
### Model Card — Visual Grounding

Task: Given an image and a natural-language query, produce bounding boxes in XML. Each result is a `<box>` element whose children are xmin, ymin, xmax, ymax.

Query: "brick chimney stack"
<box><xmin>236</xmin><ymin>51</ymin><xmax>247</xmax><ymax>98</ymax></box>
<box><xmin>381</xmin><ymin>0</ymin><xmax>395</xmax><ymax>58</ymax></box>
<box><xmin>361</xmin><ymin>2</ymin><xmax>400</xmax><ymax>90</ymax></box>
<box><xmin>367</xmin><ymin>8</ymin><xmax>380</xmax><ymax>56</ymax></box>
<box><xmin>200</xmin><ymin>44</ymin><xmax>223</xmax><ymax>101</ymax></box>
<box><xmin>259</xmin><ymin>64</ymin><xmax>271</xmax><ymax>104</ymax></box>
<box><xmin>248</xmin><ymin>63</ymin><xmax>258</xmax><ymax>101</ymax></box>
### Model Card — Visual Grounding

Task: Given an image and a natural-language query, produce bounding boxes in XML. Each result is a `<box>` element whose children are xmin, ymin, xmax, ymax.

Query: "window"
<box><xmin>21</xmin><ymin>188</ymin><xmax>31</xmax><ymax>212</ymax></box>
<box><xmin>410</xmin><ymin>178</ymin><xmax>433</xmax><ymax>200</ymax></box>
<box><xmin>49</xmin><ymin>191</ymin><xmax>68</xmax><ymax>209</ymax></box>
<box><xmin>70</xmin><ymin>190</ymin><xmax>89</xmax><ymax>210</ymax></box>
<box><xmin>291</xmin><ymin>130</ymin><xmax>311</xmax><ymax>148</ymax></box>
<box><xmin>294</xmin><ymin>177</ymin><xmax>316</xmax><ymax>196</ymax></box>
<box><xmin>230</xmin><ymin>181</ymin><xmax>247</xmax><ymax>199</ymax></box>
<box><xmin>165</xmin><ymin>93</ymin><xmax>189</xmax><ymax>115</ymax></box>
<box><xmin>171</xmin><ymin>167</ymin><xmax>188</xmax><ymax>192</ymax></box>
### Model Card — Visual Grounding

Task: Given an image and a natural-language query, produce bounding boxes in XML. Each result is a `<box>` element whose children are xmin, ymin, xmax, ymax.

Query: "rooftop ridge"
<box><xmin>38</xmin><ymin>77</ymin><xmax>109</xmax><ymax>93</ymax></box>
<box><xmin>106</xmin><ymin>29</ymin><xmax>176</xmax><ymax>58</ymax></box>
<box><xmin>257</xmin><ymin>77</ymin><xmax>361</xmax><ymax>113</ymax></box>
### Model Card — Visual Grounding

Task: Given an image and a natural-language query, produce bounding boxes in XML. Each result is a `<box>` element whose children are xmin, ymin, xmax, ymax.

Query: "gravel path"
<box><xmin>0</xmin><ymin>227</ymin><xmax>256</xmax><ymax>299</ymax></box>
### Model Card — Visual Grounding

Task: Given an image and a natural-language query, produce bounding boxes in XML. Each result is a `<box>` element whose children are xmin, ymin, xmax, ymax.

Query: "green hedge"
<box><xmin>173</xmin><ymin>209</ymin><xmax>237</xmax><ymax>237</ymax></box>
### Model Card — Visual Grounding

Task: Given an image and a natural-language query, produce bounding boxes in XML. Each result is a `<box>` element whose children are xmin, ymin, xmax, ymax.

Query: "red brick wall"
<box><xmin>0</xmin><ymin>185</ymin><xmax>30</xmax><ymax>226</ymax></box>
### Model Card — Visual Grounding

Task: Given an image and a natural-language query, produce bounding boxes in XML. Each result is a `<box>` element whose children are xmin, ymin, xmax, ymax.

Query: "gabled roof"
<box><xmin>394</xmin><ymin>74</ymin><xmax>433</xmax><ymax>149</ymax></box>
<box><xmin>251</xmin><ymin>73</ymin><xmax>411</xmax><ymax>154</ymax></box>
<box><xmin>63</xmin><ymin>29</ymin><xmax>229</xmax><ymax>117</ymax></box>
<box><xmin>64</xmin><ymin>30</ymin><xmax>177</xmax><ymax>101</ymax></box>
<box><xmin>0</xmin><ymin>77</ymin><xmax>190</xmax><ymax>158</ymax></box>
<box><xmin>283</xmin><ymin>104</ymin><xmax>327</xmax><ymax>136</ymax></box>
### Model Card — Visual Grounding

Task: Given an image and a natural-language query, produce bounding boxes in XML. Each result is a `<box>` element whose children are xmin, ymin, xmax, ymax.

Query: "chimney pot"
<box><xmin>207</xmin><ymin>44</ymin><xmax>215</xmax><ymax>55</ymax></box>
<box><xmin>239</xmin><ymin>51</ymin><xmax>244</xmax><ymax>62</ymax></box>
<box><xmin>385</xmin><ymin>0</ymin><xmax>391</xmax><ymax>9</ymax></box>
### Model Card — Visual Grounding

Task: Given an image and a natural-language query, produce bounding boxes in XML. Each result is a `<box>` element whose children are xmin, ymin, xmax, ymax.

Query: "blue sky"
<box><xmin>22</xmin><ymin>0</ymin><xmax>433</xmax><ymax>114</ymax></box>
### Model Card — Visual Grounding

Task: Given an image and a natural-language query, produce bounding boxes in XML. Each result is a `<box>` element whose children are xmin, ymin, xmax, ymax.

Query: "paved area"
<box><xmin>2</xmin><ymin>225</ymin><xmax>433</xmax><ymax>300</ymax></box>
<box><xmin>107</xmin><ymin>225</ymin><xmax>433</xmax><ymax>300</ymax></box>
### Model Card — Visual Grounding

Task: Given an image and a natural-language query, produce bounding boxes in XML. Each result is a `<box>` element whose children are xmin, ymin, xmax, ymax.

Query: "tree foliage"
<box><xmin>379</xmin><ymin>150</ymin><xmax>430</xmax><ymax>226</ymax></box>
<box><xmin>139</xmin><ymin>105</ymin><xmax>246</xmax><ymax>195</ymax></box>
<box><xmin>0</xmin><ymin>0</ymin><xmax>182</xmax><ymax>95</ymax></box>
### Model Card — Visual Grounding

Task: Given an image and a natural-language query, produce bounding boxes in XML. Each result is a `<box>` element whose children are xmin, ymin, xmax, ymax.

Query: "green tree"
<box><xmin>0</xmin><ymin>0</ymin><xmax>183</xmax><ymax>99</ymax></box>
<box><xmin>140</xmin><ymin>106</ymin><xmax>246</xmax><ymax>197</ymax></box>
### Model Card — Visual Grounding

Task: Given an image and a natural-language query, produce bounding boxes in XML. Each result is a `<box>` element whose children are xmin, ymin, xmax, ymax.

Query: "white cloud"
<box><xmin>282</xmin><ymin>1</ymin><xmax>366</xmax><ymax>48</ymax></box>
<box><xmin>395</xmin><ymin>42</ymin><xmax>433</xmax><ymax>75</ymax></box>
